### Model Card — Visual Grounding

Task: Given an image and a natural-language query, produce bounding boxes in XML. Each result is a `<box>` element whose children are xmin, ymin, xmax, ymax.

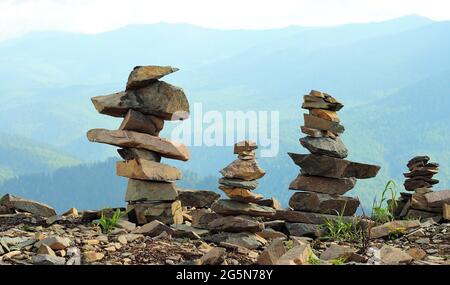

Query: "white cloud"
<box><xmin>1</xmin><ymin>0</ymin><xmax>450</xmax><ymax>40</ymax></box>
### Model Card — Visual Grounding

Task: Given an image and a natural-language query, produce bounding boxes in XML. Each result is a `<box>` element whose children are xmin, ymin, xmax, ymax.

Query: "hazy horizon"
<box><xmin>1</xmin><ymin>0</ymin><xmax>450</xmax><ymax>41</ymax></box>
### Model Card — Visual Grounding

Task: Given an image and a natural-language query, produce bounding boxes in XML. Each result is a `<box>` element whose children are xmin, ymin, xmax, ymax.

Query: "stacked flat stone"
<box><xmin>287</xmin><ymin>90</ymin><xmax>381</xmax><ymax>218</ymax></box>
<box><xmin>86</xmin><ymin>65</ymin><xmax>190</xmax><ymax>225</ymax></box>
<box><xmin>207</xmin><ymin>141</ymin><xmax>278</xmax><ymax>232</ymax></box>
<box><xmin>393</xmin><ymin>156</ymin><xmax>445</xmax><ymax>220</ymax></box>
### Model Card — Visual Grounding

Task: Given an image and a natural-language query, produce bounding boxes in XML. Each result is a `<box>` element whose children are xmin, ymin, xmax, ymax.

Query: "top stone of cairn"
<box><xmin>126</xmin><ymin>65</ymin><xmax>179</xmax><ymax>90</ymax></box>
<box><xmin>233</xmin><ymin>140</ymin><xmax>258</xmax><ymax>154</ymax></box>
<box><xmin>302</xmin><ymin>90</ymin><xmax>343</xmax><ymax>111</ymax></box>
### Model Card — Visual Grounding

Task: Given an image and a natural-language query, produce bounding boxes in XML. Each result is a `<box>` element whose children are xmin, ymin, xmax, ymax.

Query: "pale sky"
<box><xmin>1</xmin><ymin>0</ymin><xmax>450</xmax><ymax>41</ymax></box>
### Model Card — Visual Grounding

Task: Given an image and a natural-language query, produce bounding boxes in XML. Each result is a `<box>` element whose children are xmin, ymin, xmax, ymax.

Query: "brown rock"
<box><xmin>37</xmin><ymin>245</ymin><xmax>56</xmax><ymax>256</ymax></box>
<box><xmin>370</xmin><ymin>220</ymin><xmax>420</xmax><ymax>239</ymax></box>
<box><xmin>257</xmin><ymin>238</ymin><xmax>287</xmax><ymax>265</ymax></box>
<box><xmin>220</xmin><ymin>159</ymin><xmax>265</xmax><ymax>181</ymax></box>
<box><xmin>219</xmin><ymin>186</ymin><xmax>263</xmax><ymax>203</ymax></box>
<box><xmin>276</xmin><ymin>244</ymin><xmax>311</xmax><ymax>265</ymax></box>
<box><xmin>404</xmin><ymin>168</ymin><xmax>438</xmax><ymax>178</ymax></box>
<box><xmin>309</xmin><ymin>109</ymin><xmax>340</xmax><ymax>122</ymax></box>
<box><xmin>126</xmin><ymin>65</ymin><xmax>179</xmax><ymax>90</ymax></box>
<box><xmin>238</xmin><ymin>150</ymin><xmax>256</xmax><ymax>160</ymax></box>
<box><xmin>320</xmin><ymin>244</ymin><xmax>357</xmax><ymax>261</ymax></box>
<box><xmin>255</xmin><ymin>198</ymin><xmax>283</xmax><ymax>210</ymax></box>
<box><xmin>407</xmin><ymin>156</ymin><xmax>430</xmax><ymax>170</ymax></box>
<box><xmin>35</xmin><ymin>236</ymin><xmax>71</xmax><ymax>250</ymax></box>
<box><xmin>199</xmin><ymin>247</ymin><xmax>226</xmax><ymax>265</ymax></box>
<box><xmin>178</xmin><ymin>189</ymin><xmax>220</xmax><ymax>208</ymax></box>
<box><xmin>256</xmin><ymin>229</ymin><xmax>287</xmax><ymax>240</ymax></box>
<box><xmin>302</xmin><ymin>94</ymin><xmax>343</xmax><ymax>111</ymax></box>
<box><xmin>406</xmin><ymin>248</ymin><xmax>426</xmax><ymax>261</ymax></box>
<box><xmin>116</xmin><ymin>159</ymin><xmax>181</xmax><ymax>181</ymax></box>
<box><xmin>117</xmin><ymin>148</ymin><xmax>161</xmax><ymax>162</ymax></box>
<box><xmin>411</xmin><ymin>192</ymin><xmax>441</xmax><ymax>213</ymax></box>
<box><xmin>404</xmin><ymin>177</ymin><xmax>439</xmax><ymax>191</ymax></box>
<box><xmin>444</xmin><ymin>203</ymin><xmax>450</xmax><ymax>221</ymax></box>
<box><xmin>91</xmin><ymin>81</ymin><xmax>189</xmax><ymax>120</ymax></box>
<box><xmin>0</xmin><ymin>194</ymin><xmax>56</xmax><ymax>217</ymax></box>
<box><xmin>289</xmin><ymin>192</ymin><xmax>359</xmax><ymax>216</ymax></box>
<box><xmin>83</xmin><ymin>251</ymin><xmax>104</xmax><ymax>263</ymax></box>
<box><xmin>127</xmin><ymin>201</ymin><xmax>183</xmax><ymax>225</ymax></box>
<box><xmin>132</xmin><ymin>220</ymin><xmax>174</xmax><ymax>236</ymax></box>
<box><xmin>380</xmin><ymin>245</ymin><xmax>413</xmax><ymax>265</ymax></box>
<box><xmin>119</xmin><ymin>109</ymin><xmax>164</xmax><ymax>136</ymax></box>
<box><xmin>125</xmin><ymin>179</ymin><xmax>178</xmax><ymax>202</ymax></box>
<box><xmin>233</xmin><ymin>140</ymin><xmax>257</xmax><ymax>154</ymax></box>
<box><xmin>288</xmin><ymin>153</ymin><xmax>380</xmax><ymax>179</ymax></box>
<box><xmin>191</xmin><ymin>209</ymin><xmax>221</xmax><ymax>229</ymax></box>
<box><xmin>62</xmin><ymin>207</ymin><xmax>78</xmax><ymax>217</ymax></box>
<box><xmin>87</xmin><ymin>129</ymin><xmax>190</xmax><ymax>161</ymax></box>
<box><xmin>424</xmin><ymin>190</ymin><xmax>450</xmax><ymax>208</ymax></box>
<box><xmin>289</xmin><ymin>174</ymin><xmax>356</xmax><ymax>195</ymax></box>
<box><xmin>207</xmin><ymin>216</ymin><xmax>264</xmax><ymax>233</ymax></box>
<box><xmin>304</xmin><ymin>114</ymin><xmax>344</xmax><ymax>134</ymax></box>
<box><xmin>211</xmin><ymin>200</ymin><xmax>276</xmax><ymax>217</ymax></box>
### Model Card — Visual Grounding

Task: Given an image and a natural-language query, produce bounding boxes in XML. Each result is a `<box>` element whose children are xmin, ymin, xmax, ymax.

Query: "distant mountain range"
<box><xmin>0</xmin><ymin>15</ymin><xmax>449</xmax><ymax>211</ymax></box>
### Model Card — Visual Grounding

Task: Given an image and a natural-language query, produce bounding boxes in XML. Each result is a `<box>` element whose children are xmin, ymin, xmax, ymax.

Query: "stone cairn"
<box><xmin>287</xmin><ymin>90</ymin><xmax>381</xmax><ymax>221</ymax></box>
<box><xmin>393</xmin><ymin>156</ymin><xmax>448</xmax><ymax>220</ymax></box>
<box><xmin>203</xmin><ymin>141</ymin><xmax>280</xmax><ymax>236</ymax></box>
<box><xmin>86</xmin><ymin>65</ymin><xmax>190</xmax><ymax>225</ymax></box>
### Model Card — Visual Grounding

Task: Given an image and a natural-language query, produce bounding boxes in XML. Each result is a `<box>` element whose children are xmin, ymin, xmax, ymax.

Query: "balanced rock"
<box><xmin>234</xmin><ymin>140</ymin><xmax>257</xmax><ymax>154</ymax></box>
<box><xmin>289</xmin><ymin>192</ymin><xmax>360</xmax><ymax>216</ymax></box>
<box><xmin>300</xmin><ymin>136</ymin><xmax>348</xmax><ymax>158</ymax></box>
<box><xmin>309</xmin><ymin>109</ymin><xmax>340</xmax><ymax>122</ymax></box>
<box><xmin>289</xmin><ymin>174</ymin><xmax>356</xmax><ymax>195</ymax></box>
<box><xmin>177</xmin><ymin>189</ymin><xmax>220</xmax><ymax>208</ymax></box>
<box><xmin>125</xmin><ymin>179</ymin><xmax>178</xmax><ymax>202</ymax></box>
<box><xmin>91</xmin><ymin>81</ymin><xmax>189</xmax><ymax>120</ymax></box>
<box><xmin>126</xmin><ymin>65</ymin><xmax>179</xmax><ymax>90</ymax></box>
<box><xmin>302</xmin><ymin>93</ymin><xmax>343</xmax><ymax>111</ymax></box>
<box><xmin>288</xmin><ymin>153</ymin><xmax>380</xmax><ymax>179</ymax></box>
<box><xmin>87</xmin><ymin>129</ymin><xmax>190</xmax><ymax>161</ymax></box>
<box><xmin>218</xmin><ymin>178</ymin><xmax>258</xmax><ymax>190</ymax></box>
<box><xmin>116</xmin><ymin>159</ymin><xmax>181</xmax><ymax>181</ymax></box>
<box><xmin>219</xmin><ymin>186</ymin><xmax>263</xmax><ymax>203</ymax></box>
<box><xmin>303</xmin><ymin>114</ymin><xmax>344</xmax><ymax>134</ymax></box>
<box><xmin>407</xmin><ymin>156</ymin><xmax>430</xmax><ymax>170</ymax></box>
<box><xmin>0</xmin><ymin>194</ymin><xmax>56</xmax><ymax>217</ymax></box>
<box><xmin>211</xmin><ymin>200</ymin><xmax>275</xmax><ymax>217</ymax></box>
<box><xmin>255</xmin><ymin>198</ymin><xmax>282</xmax><ymax>210</ymax></box>
<box><xmin>220</xmin><ymin>159</ymin><xmax>265</xmax><ymax>181</ymax></box>
<box><xmin>119</xmin><ymin>109</ymin><xmax>164</xmax><ymax>136</ymax></box>
<box><xmin>117</xmin><ymin>148</ymin><xmax>161</xmax><ymax>162</ymax></box>
<box><xmin>207</xmin><ymin>216</ymin><xmax>264</xmax><ymax>233</ymax></box>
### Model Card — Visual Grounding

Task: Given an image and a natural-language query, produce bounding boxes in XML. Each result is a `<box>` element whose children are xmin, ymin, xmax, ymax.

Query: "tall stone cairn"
<box><xmin>207</xmin><ymin>141</ymin><xmax>280</xmax><ymax>233</ymax></box>
<box><xmin>287</xmin><ymin>90</ymin><xmax>381</xmax><ymax>219</ymax></box>
<box><xmin>86</xmin><ymin>65</ymin><xmax>190</xmax><ymax>225</ymax></box>
<box><xmin>393</xmin><ymin>156</ymin><xmax>447</xmax><ymax>221</ymax></box>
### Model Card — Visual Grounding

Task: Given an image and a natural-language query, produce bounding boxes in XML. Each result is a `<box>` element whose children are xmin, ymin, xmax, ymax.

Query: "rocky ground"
<box><xmin>1</xmin><ymin>210</ymin><xmax>448</xmax><ymax>265</ymax></box>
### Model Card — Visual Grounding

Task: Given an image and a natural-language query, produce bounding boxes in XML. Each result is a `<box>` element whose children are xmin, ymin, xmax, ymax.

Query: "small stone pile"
<box><xmin>393</xmin><ymin>156</ymin><xmax>450</xmax><ymax>221</ymax></box>
<box><xmin>287</xmin><ymin>90</ymin><xmax>380</xmax><ymax>218</ymax></box>
<box><xmin>205</xmin><ymin>141</ymin><xmax>279</xmax><ymax>235</ymax></box>
<box><xmin>87</xmin><ymin>65</ymin><xmax>190</xmax><ymax>225</ymax></box>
